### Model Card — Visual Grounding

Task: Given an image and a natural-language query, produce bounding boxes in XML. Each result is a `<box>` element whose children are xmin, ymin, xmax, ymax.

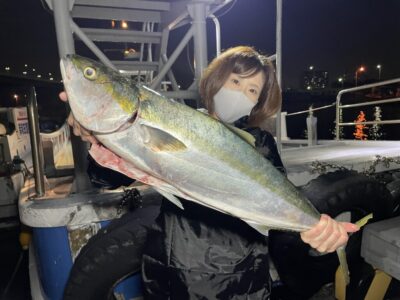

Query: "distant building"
<box><xmin>302</xmin><ymin>67</ymin><xmax>329</xmax><ymax>90</ymax></box>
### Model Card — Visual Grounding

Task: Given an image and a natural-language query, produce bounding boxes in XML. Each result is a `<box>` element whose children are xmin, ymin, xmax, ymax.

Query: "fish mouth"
<box><xmin>60</xmin><ymin>56</ymin><xmax>75</xmax><ymax>82</ymax></box>
<box><xmin>60</xmin><ymin>58</ymin><xmax>68</xmax><ymax>82</ymax></box>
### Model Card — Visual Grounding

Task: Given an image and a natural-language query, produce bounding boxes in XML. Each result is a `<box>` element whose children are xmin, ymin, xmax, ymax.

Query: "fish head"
<box><xmin>60</xmin><ymin>54</ymin><xmax>139</xmax><ymax>134</ymax></box>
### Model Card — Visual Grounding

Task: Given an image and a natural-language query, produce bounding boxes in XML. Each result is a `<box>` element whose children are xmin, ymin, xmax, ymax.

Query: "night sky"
<box><xmin>0</xmin><ymin>0</ymin><xmax>399</xmax><ymax>89</ymax></box>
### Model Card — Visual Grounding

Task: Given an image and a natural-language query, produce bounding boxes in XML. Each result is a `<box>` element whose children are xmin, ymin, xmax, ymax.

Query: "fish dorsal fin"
<box><xmin>195</xmin><ymin>109</ymin><xmax>255</xmax><ymax>147</ymax></box>
<box><xmin>223</xmin><ymin>123</ymin><xmax>256</xmax><ymax>147</ymax></box>
<box><xmin>140</xmin><ymin>124</ymin><xmax>187</xmax><ymax>152</ymax></box>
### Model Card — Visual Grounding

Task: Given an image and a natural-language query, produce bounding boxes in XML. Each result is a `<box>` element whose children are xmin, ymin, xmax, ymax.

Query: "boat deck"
<box><xmin>282</xmin><ymin>140</ymin><xmax>400</xmax><ymax>186</ymax></box>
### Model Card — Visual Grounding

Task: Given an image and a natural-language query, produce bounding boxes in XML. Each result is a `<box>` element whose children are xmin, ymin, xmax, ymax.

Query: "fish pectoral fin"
<box><xmin>153</xmin><ymin>188</ymin><xmax>184</xmax><ymax>210</ymax></box>
<box><xmin>141</xmin><ymin>124</ymin><xmax>187</xmax><ymax>152</ymax></box>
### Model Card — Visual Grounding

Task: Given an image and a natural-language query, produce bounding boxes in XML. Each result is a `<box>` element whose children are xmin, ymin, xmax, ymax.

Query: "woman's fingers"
<box><xmin>67</xmin><ymin>112</ymin><xmax>98</xmax><ymax>144</ymax></box>
<box><xmin>80</xmin><ymin>128</ymin><xmax>98</xmax><ymax>144</ymax></box>
<box><xmin>326</xmin><ymin>222</ymin><xmax>348</xmax><ymax>252</ymax></box>
<box><xmin>314</xmin><ymin>220</ymin><xmax>344</xmax><ymax>253</ymax></box>
<box><xmin>67</xmin><ymin>112</ymin><xmax>75</xmax><ymax>127</ymax></box>
<box><xmin>300</xmin><ymin>214</ymin><xmax>360</xmax><ymax>253</ymax></box>
<box><xmin>300</xmin><ymin>214</ymin><xmax>329</xmax><ymax>244</ymax></box>
<box><xmin>341</xmin><ymin>222</ymin><xmax>360</xmax><ymax>233</ymax></box>
<box><xmin>59</xmin><ymin>91</ymin><xmax>68</xmax><ymax>102</ymax></box>
<box><xmin>60</xmin><ymin>91</ymin><xmax>98</xmax><ymax>144</ymax></box>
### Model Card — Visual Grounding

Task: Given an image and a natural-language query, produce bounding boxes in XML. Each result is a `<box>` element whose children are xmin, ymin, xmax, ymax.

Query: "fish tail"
<box><xmin>336</xmin><ymin>246</ymin><xmax>350</xmax><ymax>285</ymax></box>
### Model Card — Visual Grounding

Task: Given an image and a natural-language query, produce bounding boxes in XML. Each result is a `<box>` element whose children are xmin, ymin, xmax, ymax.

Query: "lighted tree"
<box><xmin>353</xmin><ymin>111</ymin><xmax>368</xmax><ymax>140</ymax></box>
<box><xmin>369</xmin><ymin>106</ymin><xmax>383</xmax><ymax>140</ymax></box>
<box><xmin>332</xmin><ymin>103</ymin><xmax>344</xmax><ymax>139</ymax></box>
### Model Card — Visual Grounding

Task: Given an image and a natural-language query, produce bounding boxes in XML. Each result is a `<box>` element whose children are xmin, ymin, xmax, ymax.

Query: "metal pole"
<box><xmin>209</xmin><ymin>14</ymin><xmax>221</xmax><ymax>57</ymax></box>
<box><xmin>189</xmin><ymin>2</ymin><xmax>208</xmax><ymax>108</ymax></box>
<box><xmin>275</xmin><ymin>0</ymin><xmax>283</xmax><ymax>152</ymax></box>
<box><xmin>52</xmin><ymin>0</ymin><xmax>92</xmax><ymax>192</ymax></box>
<box><xmin>150</xmin><ymin>26</ymin><xmax>194</xmax><ymax>90</ymax></box>
<box><xmin>27</xmin><ymin>87</ymin><xmax>45</xmax><ymax>197</ymax></box>
<box><xmin>71</xmin><ymin>20</ymin><xmax>118</xmax><ymax>71</ymax></box>
<box><xmin>335</xmin><ymin>96</ymin><xmax>340</xmax><ymax>140</ymax></box>
<box><xmin>355</xmin><ymin>71</ymin><xmax>358</xmax><ymax>87</ymax></box>
<box><xmin>52</xmin><ymin>0</ymin><xmax>75</xmax><ymax>56</ymax></box>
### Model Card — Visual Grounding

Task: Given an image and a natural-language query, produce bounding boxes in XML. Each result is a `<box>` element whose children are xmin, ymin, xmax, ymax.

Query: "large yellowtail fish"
<box><xmin>60</xmin><ymin>54</ymin><xmax>350</xmax><ymax>284</ymax></box>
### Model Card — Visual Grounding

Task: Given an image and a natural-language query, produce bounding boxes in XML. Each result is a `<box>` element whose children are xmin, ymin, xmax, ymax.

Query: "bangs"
<box><xmin>232</xmin><ymin>58</ymin><xmax>263</xmax><ymax>78</ymax></box>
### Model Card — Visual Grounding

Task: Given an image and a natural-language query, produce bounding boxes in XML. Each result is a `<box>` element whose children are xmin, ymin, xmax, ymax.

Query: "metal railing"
<box><xmin>59</xmin><ymin>1</ymin><xmax>234</xmax><ymax>103</ymax></box>
<box><xmin>286</xmin><ymin>102</ymin><xmax>336</xmax><ymax>117</ymax></box>
<box><xmin>282</xmin><ymin>78</ymin><xmax>400</xmax><ymax>146</ymax></box>
<box><xmin>40</xmin><ymin>122</ymin><xmax>71</xmax><ymax>162</ymax></box>
<box><xmin>284</xmin><ymin>102</ymin><xmax>336</xmax><ymax>146</ymax></box>
<box><xmin>335</xmin><ymin>78</ymin><xmax>400</xmax><ymax>140</ymax></box>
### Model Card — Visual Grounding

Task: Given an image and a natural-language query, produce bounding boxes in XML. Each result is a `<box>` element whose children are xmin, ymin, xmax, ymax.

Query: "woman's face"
<box><xmin>222</xmin><ymin>71</ymin><xmax>265</xmax><ymax>104</ymax></box>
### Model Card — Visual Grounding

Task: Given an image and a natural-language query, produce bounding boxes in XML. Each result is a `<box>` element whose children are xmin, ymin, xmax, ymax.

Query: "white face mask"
<box><xmin>213</xmin><ymin>87</ymin><xmax>256</xmax><ymax>123</ymax></box>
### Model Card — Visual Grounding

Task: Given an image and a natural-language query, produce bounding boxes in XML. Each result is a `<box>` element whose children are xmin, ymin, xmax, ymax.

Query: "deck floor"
<box><xmin>283</xmin><ymin>140</ymin><xmax>400</xmax><ymax>170</ymax></box>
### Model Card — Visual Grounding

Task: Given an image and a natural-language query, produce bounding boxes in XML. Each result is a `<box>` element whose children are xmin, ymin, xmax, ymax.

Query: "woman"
<box><xmin>60</xmin><ymin>46</ymin><xmax>358</xmax><ymax>299</ymax></box>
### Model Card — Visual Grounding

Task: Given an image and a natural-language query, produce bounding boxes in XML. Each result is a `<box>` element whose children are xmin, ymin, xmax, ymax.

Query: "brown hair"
<box><xmin>199</xmin><ymin>46</ymin><xmax>281</xmax><ymax>127</ymax></box>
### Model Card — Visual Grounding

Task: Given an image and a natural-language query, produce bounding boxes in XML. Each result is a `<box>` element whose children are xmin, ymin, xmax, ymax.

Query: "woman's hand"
<box><xmin>59</xmin><ymin>91</ymin><xmax>98</xmax><ymax>144</ymax></box>
<box><xmin>300</xmin><ymin>214</ymin><xmax>360</xmax><ymax>253</ymax></box>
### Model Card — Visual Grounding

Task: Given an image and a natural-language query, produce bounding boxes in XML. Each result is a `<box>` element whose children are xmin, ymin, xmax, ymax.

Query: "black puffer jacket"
<box><xmin>142</xmin><ymin>120</ymin><xmax>285</xmax><ymax>300</ymax></box>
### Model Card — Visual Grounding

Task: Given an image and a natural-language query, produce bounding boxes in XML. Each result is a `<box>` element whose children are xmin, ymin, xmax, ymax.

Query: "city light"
<box><xmin>309</xmin><ymin>66</ymin><xmax>314</xmax><ymax>70</ymax></box>
<box><xmin>355</xmin><ymin>66</ymin><xmax>365</xmax><ymax>86</ymax></box>
<box><xmin>124</xmin><ymin>48</ymin><xmax>138</xmax><ymax>59</ymax></box>
<box><xmin>338</xmin><ymin>77</ymin><xmax>344</xmax><ymax>88</ymax></box>
<box><xmin>13</xmin><ymin>94</ymin><xmax>19</xmax><ymax>101</ymax></box>
<box><xmin>121</xmin><ymin>20</ymin><xmax>128</xmax><ymax>29</ymax></box>
<box><xmin>376</xmin><ymin>64</ymin><xmax>382</xmax><ymax>80</ymax></box>
<box><xmin>0</xmin><ymin>62</ymin><xmax>60</xmax><ymax>82</ymax></box>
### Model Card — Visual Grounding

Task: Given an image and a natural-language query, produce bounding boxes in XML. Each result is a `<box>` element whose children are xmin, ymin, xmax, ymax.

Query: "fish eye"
<box><xmin>83</xmin><ymin>67</ymin><xmax>97</xmax><ymax>80</ymax></box>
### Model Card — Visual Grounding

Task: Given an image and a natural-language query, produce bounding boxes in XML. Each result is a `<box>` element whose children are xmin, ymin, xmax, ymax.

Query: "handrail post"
<box><xmin>306</xmin><ymin>105</ymin><xmax>317</xmax><ymax>146</ymax></box>
<box><xmin>188</xmin><ymin>2</ymin><xmax>208</xmax><ymax>108</ymax></box>
<box><xmin>27</xmin><ymin>86</ymin><xmax>45</xmax><ymax>197</ymax></box>
<box><xmin>52</xmin><ymin>0</ymin><xmax>92</xmax><ymax>192</ymax></box>
<box><xmin>275</xmin><ymin>0</ymin><xmax>283</xmax><ymax>153</ymax></box>
<box><xmin>336</xmin><ymin>94</ymin><xmax>341</xmax><ymax>140</ymax></box>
